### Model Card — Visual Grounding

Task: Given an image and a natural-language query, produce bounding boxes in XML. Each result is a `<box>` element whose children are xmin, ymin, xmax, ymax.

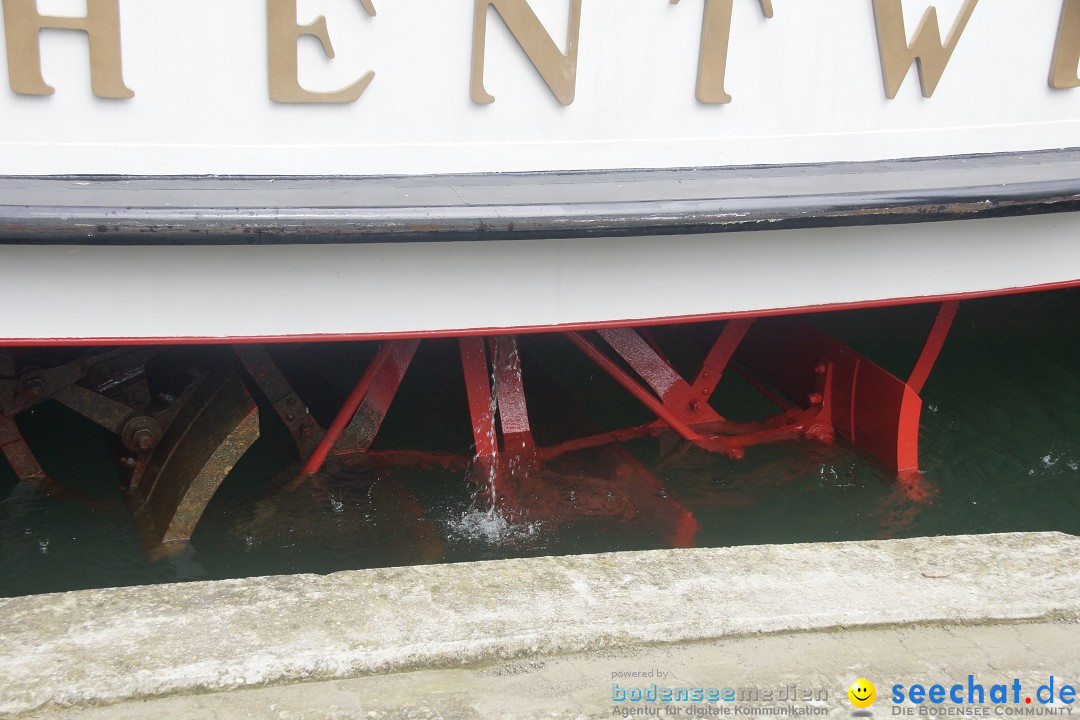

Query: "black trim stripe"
<box><xmin>1</xmin><ymin>148</ymin><xmax>1078</xmax><ymax>245</ymax></box>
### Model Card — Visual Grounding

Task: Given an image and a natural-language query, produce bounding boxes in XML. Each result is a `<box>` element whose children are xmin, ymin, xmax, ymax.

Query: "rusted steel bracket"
<box><xmin>52</xmin><ymin>383</ymin><xmax>166</xmax><ymax>454</ymax></box>
<box><xmin>0</xmin><ymin>348</ymin><xmax>264</xmax><ymax>557</ymax></box>
<box><xmin>235</xmin><ymin>345</ymin><xmax>324</xmax><ymax>458</ymax></box>
<box><xmin>0</xmin><ymin>348</ymin><xmax>158</xmax><ymax>484</ymax></box>
<box><xmin>0</xmin><ymin>414</ymin><xmax>46</xmax><ymax>482</ymax></box>
<box><xmin>0</xmin><ymin>349</ymin><xmax>118</xmax><ymax>417</ymax></box>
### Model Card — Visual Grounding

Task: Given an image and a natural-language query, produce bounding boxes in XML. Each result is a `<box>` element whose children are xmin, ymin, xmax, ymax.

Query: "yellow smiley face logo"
<box><xmin>848</xmin><ymin>679</ymin><xmax>877</xmax><ymax>709</ymax></box>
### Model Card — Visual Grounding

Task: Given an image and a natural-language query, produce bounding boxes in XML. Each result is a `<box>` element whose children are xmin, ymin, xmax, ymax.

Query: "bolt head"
<box><xmin>121</xmin><ymin>415</ymin><xmax>162</xmax><ymax>454</ymax></box>
<box><xmin>23</xmin><ymin>377</ymin><xmax>46</xmax><ymax>398</ymax></box>
<box><xmin>804</xmin><ymin>424</ymin><xmax>836</xmax><ymax>445</ymax></box>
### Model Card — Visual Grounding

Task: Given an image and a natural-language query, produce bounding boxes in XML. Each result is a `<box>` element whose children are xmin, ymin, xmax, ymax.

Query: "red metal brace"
<box><xmin>488</xmin><ymin>336</ymin><xmax>535</xmax><ymax>455</ymax></box>
<box><xmin>595</xmin><ymin>320</ymin><xmax>753</xmax><ymax>431</ymax></box>
<box><xmin>302</xmin><ymin>343</ymin><xmax>393</xmax><ymax>475</ymax></box>
<box><xmin>459</xmin><ymin>336</ymin><xmax>498</xmax><ymax>460</ymax></box>
<box><xmin>460</xmin><ymin>336</ymin><xmax>536</xmax><ymax>460</ymax></box>
<box><xmin>908</xmin><ymin>301</ymin><xmax>960</xmax><ymax>395</ymax></box>
<box><xmin>301</xmin><ymin>340</ymin><xmax>423</xmax><ymax>475</ymax></box>
<box><xmin>565</xmin><ymin>331</ymin><xmax>745</xmax><ymax>458</ymax></box>
<box><xmin>598</xmin><ymin>327</ymin><xmax>725</xmax><ymax>425</ymax></box>
<box><xmin>460</xmin><ymin>336</ymin><xmax>539</xmax><ymax>507</ymax></box>
<box><xmin>335</xmin><ymin>339</ymin><xmax>420</xmax><ymax>456</ymax></box>
<box><xmin>689</xmin><ymin>318</ymin><xmax>754</xmax><ymax>400</ymax></box>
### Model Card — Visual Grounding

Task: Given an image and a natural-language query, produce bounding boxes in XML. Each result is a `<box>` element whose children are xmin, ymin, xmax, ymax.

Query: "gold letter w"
<box><xmin>872</xmin><ymin>0</ymin><xmax>979</xmax><ymax>99</ymax></box>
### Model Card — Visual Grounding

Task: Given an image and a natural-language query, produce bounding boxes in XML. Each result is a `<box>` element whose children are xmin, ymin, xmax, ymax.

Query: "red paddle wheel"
<box><xmin>0</xmin><ymin>303</ymin><xmax>956</xmax><ymax>558</ymax></box>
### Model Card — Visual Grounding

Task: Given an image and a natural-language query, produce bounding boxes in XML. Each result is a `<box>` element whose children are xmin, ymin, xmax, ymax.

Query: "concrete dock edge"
<box><xmin>2</xmin><ymin>532</ymin><xmax>1078</xmax><ymax>717</ymax></box>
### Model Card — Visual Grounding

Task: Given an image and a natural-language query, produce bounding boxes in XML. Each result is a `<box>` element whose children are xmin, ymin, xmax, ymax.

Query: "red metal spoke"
<box><xmin>597</xmin><ymin>327</ymin><xmax>725</xmax><ymax>424</ymax></box>
<box><xmin>301</xmin><ymin>342</ymin><xmax>396</xmax><ymax>476</ymax></box>
<box><xmin>907</xmin><ymin>301</ymin><xmax>959</xmax><ymax>395</ymax></box>
<box><xmin>690</xmin><ymin>318</ymin><xmax>754</xmax><ymax>399</ymax></box>
<box><xmin>489</xmin><ymin>335</ymin><xmax>534</xmax><ymax>454</ymax></box>
<box><xmin>537</xmin><ymin>422</ymin><xmax>663</xmax><ymax>461</ymax></box>
<box><xmin>597</xmin><ymin>328</ymin><xmax>685</xmax><ymax>401</ymax></box>
<box><xmin>459</xmin><ymin>337</ymin><xmax>498</xmax><ymax>459</ymax></box>
<box><xmin>335</xmin><ymin>339</ymin><xmax>420</xmax><ymax>456</ymax></box>
<box><xmin>566</xmin><ymin>331</ymin><xmax>709</xmax><ymax>444</ymax></box>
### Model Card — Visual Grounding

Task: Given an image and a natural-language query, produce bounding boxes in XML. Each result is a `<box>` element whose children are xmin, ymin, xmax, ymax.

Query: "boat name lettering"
<box><xmin>2</xmin><ymin>0</ymin><xmax>1079</xmax><ymax>103</ymax></box>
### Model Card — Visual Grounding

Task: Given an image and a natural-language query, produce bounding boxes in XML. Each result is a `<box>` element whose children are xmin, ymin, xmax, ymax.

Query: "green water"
<box><xmin>2</xmin><ymin>289</ymin><xmax>1079</xmax><ymax>597</ymax></box>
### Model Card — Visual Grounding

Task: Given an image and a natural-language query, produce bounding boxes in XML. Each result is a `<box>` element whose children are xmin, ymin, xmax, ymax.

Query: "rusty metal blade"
<box><xmin>129</xmin><ymin>369</ymin><xmax>259</xmax><ymax>561</ymax></box>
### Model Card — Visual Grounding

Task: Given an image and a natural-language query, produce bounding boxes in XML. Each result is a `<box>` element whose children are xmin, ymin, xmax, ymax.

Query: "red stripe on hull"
<box><xmin>2</xmin><ymin>278</ymin><xmax>1079</xmax><ymax>347</ymax></box>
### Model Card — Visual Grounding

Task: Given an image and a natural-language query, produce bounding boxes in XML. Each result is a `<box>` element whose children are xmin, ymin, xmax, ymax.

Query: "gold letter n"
<box><xmin>1051</xmin><ymin>0</ymin><xmax>1080</xmax><ymax>89</ymax></box>
<box><xmin>872</xmin><ymin>0</ymin><xmax>979</xmax><ymax>99</ymax></box>
<box><xmin>471</xmin><ymin>0</ymin><xmax>582</xmax><ymax>106</ymax></box>
<box><xmin>2</xmin><ymin>0</ymin><xmax>133</xmax><ymax>98</ymax></box>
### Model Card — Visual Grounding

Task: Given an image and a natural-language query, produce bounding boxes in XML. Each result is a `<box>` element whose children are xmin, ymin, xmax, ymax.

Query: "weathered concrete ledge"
<box><xmin>2</xmin><ymin>532</ymin><xmax>1078</xmax><ymax>717</ymax></box>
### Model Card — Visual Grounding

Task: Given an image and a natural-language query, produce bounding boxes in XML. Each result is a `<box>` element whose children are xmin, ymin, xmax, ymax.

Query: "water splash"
<box><xmin>446</xmin><ymin>508</ymin><xmax>542</xmax><ymax>546</ymax></box>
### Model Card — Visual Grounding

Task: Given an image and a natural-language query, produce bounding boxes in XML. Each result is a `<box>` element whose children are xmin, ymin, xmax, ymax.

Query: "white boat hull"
<box><xmin>1</xmin><ymin>0</ymin><xmax>1079</xmax><ymax>341</ymax></box>
<box><xmin>2</xmin><ymin>211</ymin><xmax>1077</xmax><ymax>344</ymax></box>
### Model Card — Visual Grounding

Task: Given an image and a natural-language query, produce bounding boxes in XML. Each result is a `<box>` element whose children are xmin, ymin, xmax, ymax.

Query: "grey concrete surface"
<box><xmin>21</xmin><ymin>621</ymin><xmax>1080</xmax><ymax>720</ymax></box>
<box><xmin>2</xmin><ymin>532</ymin><xmax>1079</xmax><ymax>718</ymax></box>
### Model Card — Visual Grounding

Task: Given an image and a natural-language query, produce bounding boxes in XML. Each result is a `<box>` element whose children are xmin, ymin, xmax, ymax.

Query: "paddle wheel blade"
<box><xmin>127</xmin><ymin>368</ymin><xmax>259</xmax><ymax>560</ymax></box>
<box><xmin>734</xmin><ymin>306</ymin><xmax>956</xmax><ymax>474</ymax></box>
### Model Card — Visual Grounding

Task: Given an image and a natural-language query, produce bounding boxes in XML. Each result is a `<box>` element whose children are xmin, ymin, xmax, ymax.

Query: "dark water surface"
<box><xmin>2</xmin><ymin>288</ymin><xmax>1079</xmax><ymax>597</ymax></box>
